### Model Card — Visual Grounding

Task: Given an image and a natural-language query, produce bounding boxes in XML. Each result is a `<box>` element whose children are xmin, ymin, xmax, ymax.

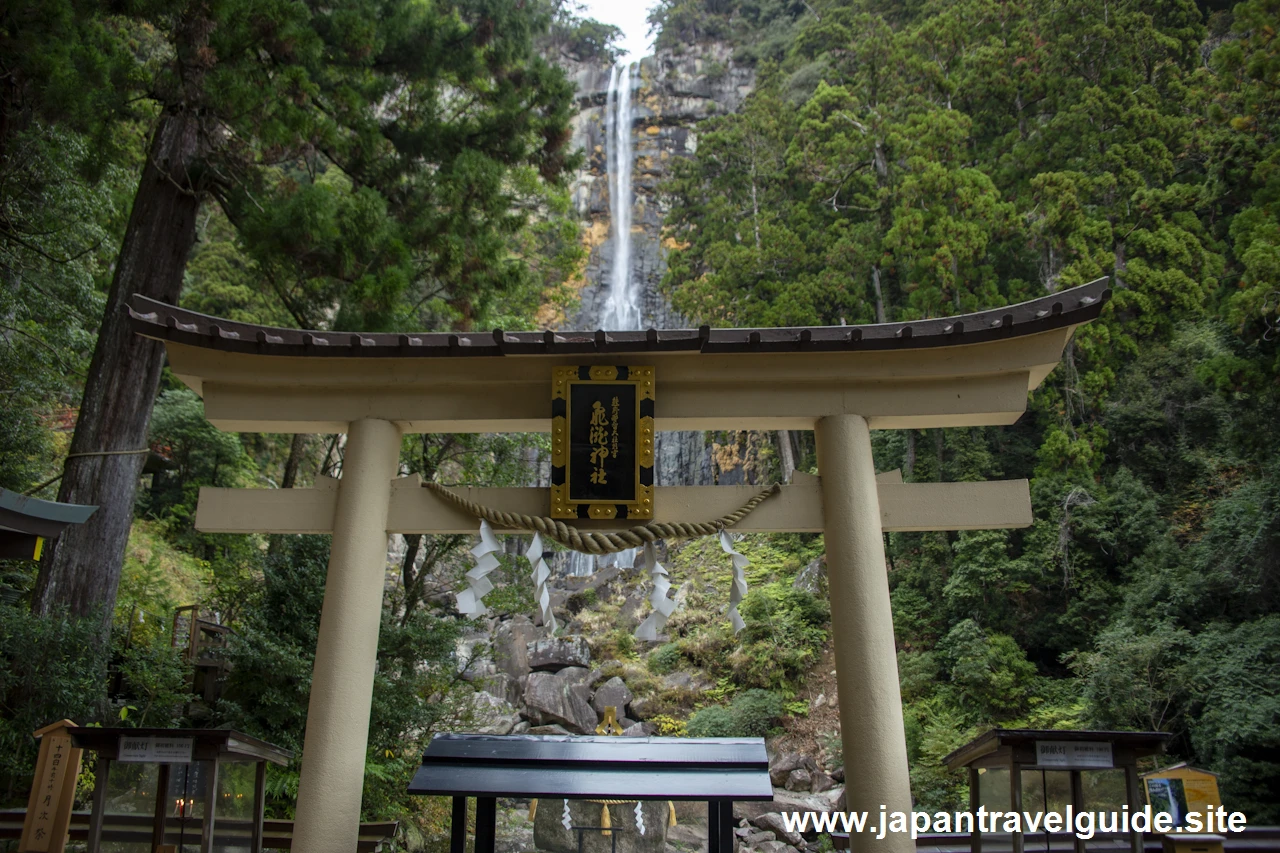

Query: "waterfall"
<box><xmin>603</xmin><ymin>61</ymin><xmax>640</xmax><ymax>331</ymax></box>
<box><xmin>565</xmin><ymin>60</ymin><xmax>640</xmax><ymax>578</ymax></box>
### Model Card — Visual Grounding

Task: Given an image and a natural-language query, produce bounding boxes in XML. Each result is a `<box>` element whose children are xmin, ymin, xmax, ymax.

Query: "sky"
<box><xmin>579</xmin><ymin>0</ymin><xmax>655</xmax><ymax>62</ymax></box>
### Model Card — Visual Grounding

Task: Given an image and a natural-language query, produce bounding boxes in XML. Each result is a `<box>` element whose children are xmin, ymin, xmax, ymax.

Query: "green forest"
<box><xmin>2</xmin><ymin>0</ymin><xmax>1279</xmax><ymax>845</ymax></box>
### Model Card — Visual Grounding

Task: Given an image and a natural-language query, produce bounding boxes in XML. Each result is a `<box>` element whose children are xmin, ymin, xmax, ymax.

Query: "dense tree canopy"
<box><xmin>2</xmin><ymin>0</ymin><xmax>1278</xmax><ymax>834</ymax></box>
<box><xmin>659</xmin><ymin>0</ymin><xmax>1280</xmax><ymax>817</ymax></box>
<box><xmin>25</xmin><ymin>0</ymin><xmax>582</xmax><ymax>631</ymax></box>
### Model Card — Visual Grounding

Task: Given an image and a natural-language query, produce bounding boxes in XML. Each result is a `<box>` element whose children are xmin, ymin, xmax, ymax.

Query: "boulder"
<box><xmin>591</xmin><ymin>676</ymin><xmax>635</xmax><ymax>715</ymax></box>
<box><xmin>493</xmin><ymin>616</ymin><xmax>539</xmax><ymax>692</ymax></box>
<box><xmin>622</xmin><ymin>721</ymin><xmax>656</xmax><ymax>737</ymax></box>
<box><xmin>831</xmin><ymin>767</ymin><xmax>845</xmax><ymax>783</ymax></box>
<box><xmin>533</xmin><ymin>797</ymin><xmax>669</xmax><ymax>853</ymax></box>
<box><xmin>478</xmin><ymin>672</ymin><xmax>515</xmax><ymax>706</ymax></box>
<box><xmin>528</xmin><ymin>635</ymin><xmax>591</xmax><ymax>671</ymax></box>
<box><xmin>661</xmin><ymin>671</ymin><xmax>711</xmax><ymax>692</ymax></box>
<box><xmin>769</xmin><ymin>752</ymin><xmax>805</xmax><ymax>787</ymax></box>
<box><xmin>785</xmin><ymin>769</ymin><xmax>812</xmax><ymax>792</ymax></box>
<box><xmin>736</xmin><ymin>790</ymin><xmax>832</xmax><ymax>825</ymax></box>
<box><xmin>559</xmin><ymin>666</ymin><xmax>593</xmax><ymax>687</ymax></box>
<box><xmin>756</xmin><ymin>842</ymin><xmax>792</xmax><ymax>853</ymax></box>
<box><xmin>809</xmin><ymin>770</ymin><xmax>836</xmax><ymax>794</ymax></box>
<box><xmin>524</xmin><ymin>670</ymin><xmax>598</xmax><ymax>733</ymax></box>
<box><xmin>528</xmin><ymin>723</ymin><xmax>572</xmax><ymax>735</ymax></box>
<box><xmin>792</xmin><ymin>556</ymin><xmax>826</xmax><ymax>595</ymax></box>
<box><xmin>629</xmin><ymin>695</ymin><xmax>658</xmax><ymax>720</ymax></box>
<box><xmin>751</xmin><ymin>814</ymin><xmax>804</xmax><ymax>848</ymax></box>
<box><xmin>470</xmin><ymin>691</ymin><xmax>521</xmax><ymax>736</ymax></box>
<box><xmin>745</xmin><ymin>832</ymin><xmax>777</xmax><ymax>845</ymax></box>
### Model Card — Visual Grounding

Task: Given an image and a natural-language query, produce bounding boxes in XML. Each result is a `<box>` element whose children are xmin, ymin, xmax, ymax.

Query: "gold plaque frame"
<box><xmin>551</xmin><ymin>365</ymin><xmax>654</xmax><ymax>519</ymax></box>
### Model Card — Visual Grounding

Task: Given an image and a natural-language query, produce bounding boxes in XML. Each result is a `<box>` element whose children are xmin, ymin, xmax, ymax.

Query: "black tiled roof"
<box><xmin>128</xmin><ymin>278</ymin><xmax>1109</xmax><ymax>358</ymax></box>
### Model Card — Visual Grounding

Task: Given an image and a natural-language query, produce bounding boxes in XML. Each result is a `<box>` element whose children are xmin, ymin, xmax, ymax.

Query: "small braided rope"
<box><xmin>423</xmin><ymin>481</ymin><xmax>781</xmax><ymax>555</ymax></box>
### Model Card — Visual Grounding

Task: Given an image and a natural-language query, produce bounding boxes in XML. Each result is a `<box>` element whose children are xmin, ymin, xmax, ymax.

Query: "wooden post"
<box><xmin>1125</xmin><ymin>765</ymin><xmax>1143</xmax><ymax>853</ymax></box>
<box><xmin>153</xmin><ymin>762</ymin><xmax>172</xmax><ymax>852</ymax></box>
<box><xmin>19</xmin><ymin>720</ymin><xmax>82</xmax><ymax>853</ymax></box>
<box><xmin>969</xmin><ymin>767</ymin><xmax>981</xmax><ymax>853</ymax></box>
<box><xmin>200</xmin><ymin>759</ymin><xmax>220</xmax><ymax>853</ymax></box>
<box><xmin>1071</xmin><ymin>770</ymin><xmax>1086</xmax><ymax>853</ymax></box>
<box><xmin>251</xmin><ymin>761</ymin><xmax>267</xmax><ymax>853</ymax></box>
<box><xmin>1010</xmin><ymin>763</ymin><xmax>1024</xmax><ymax>853</ymax></box>
<box><xmin>88</xmin><ymin>756</ymin><xmax>110</xmax><ymax>853</ymax></box>
<box><xmin>708</xmin><ymin>801</ymin><xmax>720</xmax><ymax>853</ymax></box>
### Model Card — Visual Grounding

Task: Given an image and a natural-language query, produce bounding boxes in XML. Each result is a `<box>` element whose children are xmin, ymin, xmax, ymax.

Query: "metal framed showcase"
<box><xmin>944</xmin><ymin>729</ymin><xmax>1171</xmax><ymax>853</ymax></box>
<box><xmin>67</xmin><ymin>727</ymin><xmax>291</xmax><ymax>853</ymax></box>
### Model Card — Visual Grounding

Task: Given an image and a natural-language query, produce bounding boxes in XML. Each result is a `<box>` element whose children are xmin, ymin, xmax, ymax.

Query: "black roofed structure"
<box><xmin>0</xmin><ymin>488</ymin><xmax>97</xmax><ymax>561</ymax></box>
<box><xmin>408</xmin><ymin>734</ymin><xmax>772</xmax><ymax>853</ymax></box>
<box><xmin>128</xmin><ymin>278</ymin><xmax>1111</xmax><ymax>853</ymax></box>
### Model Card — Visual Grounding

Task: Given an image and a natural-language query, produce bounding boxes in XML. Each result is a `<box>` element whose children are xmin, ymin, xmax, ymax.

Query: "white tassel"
<box><xmin>634</xmin><ymin>542</ymin><xmax>678</xmax><ymax>641</ymax></box>
<box><xmin>719</xmin><ymin>530</ymin><xmax>750</xmax><ymax>633</ymax></box>
<box><xmin>635</xmin><ymin>801</ymin><xmax>646</xmax><ymax>835</ymax></box>
<box><xmin>525</xmin><ymin>532</ymin><xmax>556</xmax><ymax>631</ymax></box>
<box><xmin>456</xmin><ymin>520</ymin><xmax>501</xmax><ymax>616</ymax></box>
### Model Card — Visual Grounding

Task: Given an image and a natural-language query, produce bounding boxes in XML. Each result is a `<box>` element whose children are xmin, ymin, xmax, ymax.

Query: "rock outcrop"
<box><xmin>529</xmin><ymin>635</ymin><xmax>592</xmax><ymax>671</ymax></box>
<box><xmin>524</xmin><ymin>668</ymin><xmax>598</xmax><ymax>733</ymax></box>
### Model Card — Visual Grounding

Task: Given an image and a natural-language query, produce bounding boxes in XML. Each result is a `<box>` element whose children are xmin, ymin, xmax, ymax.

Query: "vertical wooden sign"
<box><xmin>20</xmin><ymin>720</ymin><xmax>82</xmax><ymax>853</ymax></box>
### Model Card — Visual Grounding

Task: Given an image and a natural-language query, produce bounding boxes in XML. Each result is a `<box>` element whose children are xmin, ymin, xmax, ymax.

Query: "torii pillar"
<box><xmin>817</xmin><ymin>414</ymin><xmax>914</xmax><ymax>825</ymax></box>
<box><xmin>127</xmin><ymin>278</ymin><xmax>1109</xmax><ymax>853</ymax></box>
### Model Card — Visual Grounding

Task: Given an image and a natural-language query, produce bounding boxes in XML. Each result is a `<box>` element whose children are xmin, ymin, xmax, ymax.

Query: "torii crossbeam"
<box><xmin>129</xmin><ymin>278</ymin><xmax>1109</xmax><ymax>853</ymax></box>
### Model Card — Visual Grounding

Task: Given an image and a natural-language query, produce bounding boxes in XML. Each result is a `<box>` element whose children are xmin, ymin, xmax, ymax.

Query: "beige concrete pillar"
<box><xmin>292</xmin><ymin>418</ymin><xmax>402</xmax><ymax>853</ymax></box>
<box><xmin>815</xmin><ymin>414</ymin><xmax>914</xmax><ymax>853</ymax></box>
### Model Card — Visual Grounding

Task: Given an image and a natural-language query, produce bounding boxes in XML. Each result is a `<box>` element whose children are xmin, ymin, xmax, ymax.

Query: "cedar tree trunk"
<box><xmin>33</xmin><ymin>111</ymin><xmax>203</xmax><ymax>628</ymax></box>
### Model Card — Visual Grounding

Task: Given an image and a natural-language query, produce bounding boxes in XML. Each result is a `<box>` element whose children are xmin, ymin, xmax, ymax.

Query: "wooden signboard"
<box><xmin>551</xmin><ymin>366</ymin><xmax>654</xmax><ymax>519</ymax></box>
<box><xmin>19</xmin><ymin>720</ymin><xmax>82</xmax><ymax>853</ymax></box>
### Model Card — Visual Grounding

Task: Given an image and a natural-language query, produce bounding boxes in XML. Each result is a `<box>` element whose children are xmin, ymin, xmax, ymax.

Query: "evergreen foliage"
<box><xmin>659</xmin><ymin>0</ymin><xmax>1280</xmax><ymax>816</ymax></box>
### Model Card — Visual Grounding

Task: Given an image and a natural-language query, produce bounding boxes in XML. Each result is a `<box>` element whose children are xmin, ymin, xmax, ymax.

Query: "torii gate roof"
<box><xmin>129</xmin><ymin>278</ymin><xmax>1108</xmax><ymax>434</ymax></box>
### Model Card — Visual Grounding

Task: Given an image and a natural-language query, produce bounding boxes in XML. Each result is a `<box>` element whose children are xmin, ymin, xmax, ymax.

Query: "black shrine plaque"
<box><xmin>551</xmin><ymin>366</ymin><xmax>654</xmax><ymax>520</ymax></box>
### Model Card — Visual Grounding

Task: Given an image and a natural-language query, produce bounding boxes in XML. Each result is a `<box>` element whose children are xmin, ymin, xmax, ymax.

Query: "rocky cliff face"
<box><xmin>554</xmin><ymin>44</ymin><xmax>756</xmax><ymax>489</ymax></box>
<box><xmin>560</xmin><ymin>44</ymin><xmax>755</xmax><ymax>331</ymax></box>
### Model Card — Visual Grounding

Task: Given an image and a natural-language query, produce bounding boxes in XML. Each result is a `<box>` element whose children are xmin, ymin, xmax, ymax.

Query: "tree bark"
<box><xmin>281</xmin><ymin>433</ymin><xmax>307</xmax><ymax>489</ymax></box>
<box><xmin>904</xmin><ymin>430</ymin><xmax>916</xmax><ymax>479</ymax></box>
<box><xmin>871</xmin><ymin>264</ymin><xmax>887</xmax><ymax>324</ymax></box>
<box><xmin>33</xmin><ymin>111</ymin><xmax>203</xmax><ymax>628</ymax></box>
<box><xmin>776</xmin><ymin>429</ymin><xmax>796</xmax><ymax>484</ymax></box>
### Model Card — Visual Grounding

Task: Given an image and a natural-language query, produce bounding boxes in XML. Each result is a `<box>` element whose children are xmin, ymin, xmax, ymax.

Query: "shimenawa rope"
<box><xmin>422</xmin><ymin>481</ymin><xmax>781</xmax><ymax>556</ymax></box>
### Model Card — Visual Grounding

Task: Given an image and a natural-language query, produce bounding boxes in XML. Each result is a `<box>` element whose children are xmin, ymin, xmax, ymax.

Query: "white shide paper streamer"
<box><xmin>635</xmin><ymin>801</ymin><xmax>645</xmax><ymax>835</ymax></box>
<box><xmin>720</xmin><ymin>530</ymin><xmax>750</xmax><ymax>633</ymax></box>
<box><xmin>455</xmin><ymin>520</ymin><xmax>501</xmax><ymax>616</ymax></box>
<box><xmin>562</xmin><ymin>799</ymin><xmax>573</xmax><ymax>831</ymax></box>
<box><xmin>634</xmin><ymin>542</ymin><xmax>678</xmax><ymax>641</ymax></box>
<box><xmin>525</xmin><ymin>532</ymin><xmax>557</xmax><ymax>632</ymax></box>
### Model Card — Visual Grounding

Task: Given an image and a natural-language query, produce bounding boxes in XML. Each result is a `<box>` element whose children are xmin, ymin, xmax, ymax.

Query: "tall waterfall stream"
<box><xmin>566</xmin><ymin>61</ymin><xmax>641</xmax><ymax>577</ymax></box>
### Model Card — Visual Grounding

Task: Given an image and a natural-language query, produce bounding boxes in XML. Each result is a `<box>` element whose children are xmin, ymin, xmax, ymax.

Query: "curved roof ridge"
<box><xmin>129</xmin><ymin>277</ymin><xmax>1110</xmax><ymax>358</ymax></box>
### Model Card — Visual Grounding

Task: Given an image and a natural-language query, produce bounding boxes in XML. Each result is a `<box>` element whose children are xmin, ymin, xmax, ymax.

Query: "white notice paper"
<box><xmin>1035</xmin><ymin>740</ymin><xmax>1113</xmax><ymax>768</ymax></box>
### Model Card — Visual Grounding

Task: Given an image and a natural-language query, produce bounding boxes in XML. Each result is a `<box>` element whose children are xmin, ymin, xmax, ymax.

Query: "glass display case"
<box><xmin>69</xmin><ymin>727</ymin><xmax>291</xmax><ymax>853</ymax></box>
<box><xmin>945</xmin><ymin>729</ymin><xmax>1171</xmax><ymax>853</ymax></box>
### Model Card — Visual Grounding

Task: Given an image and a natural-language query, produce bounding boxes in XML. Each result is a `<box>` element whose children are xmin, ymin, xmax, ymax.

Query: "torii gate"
<box><xmin>128</xmin><ymin>277</ymin><xmax>1108</xmax><ymax>853</ymax></box>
